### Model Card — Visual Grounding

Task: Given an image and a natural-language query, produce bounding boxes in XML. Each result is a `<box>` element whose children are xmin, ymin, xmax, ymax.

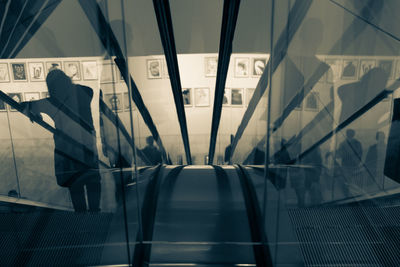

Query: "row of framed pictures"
<box><xmin>204</xmin><ymin>56</ymin><xmax>268</xmax><ymax>78</ymax></box>
<box><xmin>0</xmin><ymin>92</ymin><xmax>47</xmax><ymax>111</ymax></box>
<box><xmin>182</xmin><ymin>87</ymin><xmax>255</xmax><ymax>107</ymax></box>
<box><xmin>295</xmin><ymin>92</ymin><xmax>319</xmax><ymax>112</ymax></box>
<box><xmin>324</xmin><ymin>57</ymin><xmax>400</xmax><ymax>81</ymax></box>
<box><xmin>0</xmin><ymin>61</ymin><xmax>99</xmax><ymax>83</ymax></box>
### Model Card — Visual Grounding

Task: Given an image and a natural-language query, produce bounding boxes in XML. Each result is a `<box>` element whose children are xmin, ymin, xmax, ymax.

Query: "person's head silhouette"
<box><xmin>46</xmin><ymin>69</ymin><xmax>72</xmax><ymax>101</ymax></box>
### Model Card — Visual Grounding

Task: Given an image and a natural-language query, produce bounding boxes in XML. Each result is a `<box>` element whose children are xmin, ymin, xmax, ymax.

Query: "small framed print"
<box><xmin>162</xmin><ymin>59</ymin><xmax>169</xmax><ymax>79</ymax></box>
<box><xmin>123</xmin><ymin>92</ymin><xmax>131</xmax><ymax>111</ymax></box>
<box><xmin>194</xmin><ymin>88</ymin><xmax>210</xmax><ymax>107</ymax></box>
<box><xmin>182</xmin><ymin>88</ymin><xmax>192</xmax><ymax>106</ymax></box>
<box><xmin>100</xmin><ymin>62</ymin><xmax>115</xmax><ymax>83</ymax></box>
<box><xmin>0</xmin><ymin>63</ymin><xmax>10</xmax><ymax>82</ymax></box>
<box><xmin>378</xmin><ymin>60</ymin><xmax>394</xmax><ymax>79</ymax></box>
<box><xmin>24</xmin><ymin>92</ymin><xmax>40</xmax><ymax>101</ymax></box>
<box><xmin>82</xmin><ymin>61</ymin><xmax>98</xmax><ymax>80</ymax></box>
<box><xmin>41</xmin><ymin>92</ymin><xmax>50</xmax><ymax>98</ymax></box>
<box><xmin>104</xmin><ymin>93</ymin><xmax>122</xmax><ymax>112</ymax></box>
<box><xmin>0</xmin><ymin>98</ymin><xmax>6</xmax><ymax>111</ymax></box>
<box><xmin>231</xmin><ymin>88</ymin><xmax>244</xmax><ymax>106</ymax></box>
<box><xmin>28</xmin><ymin>62</ymin><xmax>45</xmax><ymax>81</ymax></box>
<box><xmin>252</xmin><ymin>58</ymin><xmax>267</xmax><ymax>76</ymax></box>
<box><xmin>341</xmin><ymin>59</ymin><xmax>359</xmax><ymax>80</ymax></box>
<box><xmin>223</xmin><ymin>88</ymin><xmax>231</xmax><ymax>106</ymax></box>
<box><xmin>305</xmin><ymin>92</ymin><xmax>318</xmax><ymax>111</ymax></box>
<box><xmin>64</xmin><ymin>61</ymin><xmax>81</xmax><ymax>81</ymax></box>
<box><xmin>147</xmin><ymin>59</ymin><xmax>162</xmax><ymax>79</ymax></box>
<box><xmin>325</xmin><ymin>58</ymin><xmax>341</xmax><ymax>82</ymax></box>
<box><xmin>205</xmin><ymin>57</ymin><xmax>218</xmax><ymax>77</ymax></box>
<box><xmin>359</xmin><ymin>59</ymin><xmax>376</xmax><ymax>78</ymax></box>
<box><xmin>234</xmin><ymin>58</ymin><xmax>249</xmax><ymax>78</ymax></box>
<box><xmin>246</xmin><ymin>88</ymin><xmax>255</xmax><ymax>106</ymax></box>
<box><xmin>46</xmin><ymin>61</ymin><xmax>62</xmax><ymax>74</ymax></box>
<box><xmin>11</xmin><ymin>63</ymin><xmax>27</xmax><ymax>81</ymax></box>
<box><xmin>8</xmin><ymin>93</ymin><xmax>22</xmax><ymax>111</ymax></box>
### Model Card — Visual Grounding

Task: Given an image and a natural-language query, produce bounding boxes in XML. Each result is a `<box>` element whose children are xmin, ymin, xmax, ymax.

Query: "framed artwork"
<box><xmin>305</xmin><ymin>92</ymin><xmax>318</xmax><ymax>111</ymax></box>
<box><xmin>252</xmin><ymin>58</ymin><xmax>267</xmax><ymax>76</ymax></box>
<box><xmin>194</xmin><ymin>88</ymin><xmax>210</xmax><ymax>107</ymax></box>
<box><xmin>223</xmin><ymin>88</ymin><xmax>231</xmax><ymax>106</ymax></box>
<box><xmin>8</xmin><ymin>93</ymin><xmax>22</xmax><ymax>111</ymax></box>
<box><xmin>46</xmin><ymin>61</ymin><xmax>62</xmax><ymax>74</ymax></box>
<box><xmin>11</xmin><ymin>63</ymin><xmax>27</xmax><ymax>81</ymax></box>
<box><xmin>324</xmin><ymin>58</ymin><xmax>341</xmax><ymax>82</ymax></box>
<box><xmin>359</xmin><ymin>59</ymin><xmax>376</xmax><ymax>78</ymax></box>
<box><xmin>100</xmin><ymin>62</ymin><xmax>115</xmax><ymax>83</ymax></box>
<box><xmin>182</xmin><ymin>88</ymin><xmax>192</xmax><ymax>106</ymax></box>
<box><xmin>104</xmin><ymin>93</ymin><xmax>122</xmax><ymax>112</ymax></box>
<box><xmin>123</xmin><ymin>92</ymin><xmax>131</xmax><ymax>110</ymax></box>
<box><xmin>231</xmin><ymin>88</ymin><xmax>243</xmax><ymax>106</ymax></box>
<box><xmin>246</xmin><ymin>88</ymin><xmax>255</xmax><ymax>106</ymax></box>
<box><xmin>82</xmin><ymin>61</ymin><xmax>98</xmax><ymax>80</ymax></box>
<box><xmin>0</xmin><ymin>98</ymin><xmax>6</xmax><ymax>111</ymax></box>
<box><xmin>205</xmin><ymin>57</ymin><xmax>218</xmax><ymax>77</ymax></box>
<box><xmin>24</xmin><ymin>92</ymin><xmax>40</xmax><ymax>101</ymax></box>
<box><xmin>64</xmin><ymin>61</ymin><xmax>81</xmax><ymax>81</ymax></box>
<box><xmin>147</xmin><ymin>59</ymin><xmax>162</xmax><ymax>79</ymax></box>
<box><xmin>234</xmin><ymin>58</ymin><xmax>249</xmax><ymax>78</ymax></box>
<box><xmin>41</xmin><ymin>92</ymin><xmax>50</xmax><ymax>98</ymax></box>
<box><xmin>162</xmin><ymin>59</ymin><xmax>169</xmax><ymax>79</ymax></box>
<box><xmin>28</xmin><ymin>62</ymin><xmax>45</xmax><ymax>81</ymax></box>
<box><xmin>341</xmin><ymin>59</ymin><xmax>359</xmax><ymax>80</ymax></box>
<box><xmin>0</xmin><ymin>63</ymin><xmax>10</xmax><ymax>82</ymax></box>
<box><xmin>378</xmin><ymin>60</ymin><xmax>394</xmax><ymax>79</ymax></box>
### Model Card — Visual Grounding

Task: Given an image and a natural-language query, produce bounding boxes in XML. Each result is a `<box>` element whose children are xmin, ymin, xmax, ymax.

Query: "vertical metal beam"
<box><xmin>153</xmin><ymin>0</ymin><xmax>192</xmax><ymax>164</ymax></box>
<box><xmin>208</xmin><ymin>0</ymin><xmax>241</xmax><ymax>165</ymax></box>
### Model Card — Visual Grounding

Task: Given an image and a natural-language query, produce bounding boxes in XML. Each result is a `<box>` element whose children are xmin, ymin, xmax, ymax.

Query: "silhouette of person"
<box><xmin>385</xmin><ymin>98</ymin><xmax>400</xmax><ymax>183</ymax></box>
<box><xmin>365</xmin><ymin>131</ymin><xmax>386</xmax><ymax>185</ymax></box>
<box><xmin>142</xmin><ymin>136</ymin><xmax>162</xmax><ymax>165</ymax></box>
<box><xmin>224</xmin><ymin>134</ymin><xmax>234</xmax><ymax>164</ymax></box>
<box><xmin>337</xmin><ymin>129</ymin><xmax>363</xmax><ymax>189</ymax></box>
<box><xmin>300</xmin><ymin>147</ymin><xmax>323</xmax><ymax>206</ymax></box>
<box><xmin>22</xmin><ymin>69</ymin><xmax>101</xmax><ymax>212</ymax></box>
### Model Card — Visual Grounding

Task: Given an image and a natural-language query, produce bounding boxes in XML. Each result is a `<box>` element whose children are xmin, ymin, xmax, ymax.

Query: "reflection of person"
<box><xmin>224</xmin><ymin>135</ymin><xmax>234</xmax><ymax>163</ymax></box>
<box><xmin>22</xmin><ymin>69</ymin><xmax>101</xmax><ymax>212</ymax></box>
<box><xmin>337</xmin><ymin>129</ymin><xmax>363</xmax><ymax>189</ymax></box>
<box><xmin>142</xmin><ymin>136</ymin><xmax>162</xmax><ymax>165</ymax></box>
<box><xmin>299</xmin><ymin>147</ymin><xmax>323</xmax><ymax>206</ymax></box>
<box><xmin>365</xmin><ymin>131</ymin><xmax>386</xmax><ymax>183</ymax></box>
<box><xmin>149</xmin><ymin>61</ymin><xmax>160</xmax><ymax>77</ymax></box>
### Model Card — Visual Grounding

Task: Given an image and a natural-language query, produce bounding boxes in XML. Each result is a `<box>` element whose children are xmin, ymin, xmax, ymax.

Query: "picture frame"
<box><xmin>8</xmin><ymin>93</ymin><xmax>22</xmax><ymax>111</ymax></box>
<box><xmin>104</xmin><ymin>93</ymin><xmax>122</xmax><ymax>112</ymax></box>
<box><xmin>11</xmin><ymin>63</ymin><xmax>27</xmax><ymax>82</ymax></box>
<box><xmin>341</xmin><ymin>59</ymin><xmax>359</xmax><ymax>80</ymax></box>
<box><xmin>24</xmin><ymin>92</ymin><xmax>40</xmax><ymax>101</ymax></box>
<box><xmin>0</xmin><ymin>98</ymin><xmax>6</xmax><ymax>111</ymax></box>
<box><xmin>0</xmin><ymin>63</ymin><xmax>10</xmax><ymax>82</ymax></box>
<box><xmin>359</xmin><ymin>59</ymin><xmax>376</xmax><ymax>78</ymax></box>
<box><xmin>223</xmin><ymin>88</ymin><xmax>231</xmax><ymax>106</ymax></box>
<box><xmin>147</xmin><ymin>59</ymin><xmax>162</xmax><ymax>79</ymax></box>
<box><xmin>100</xmin><ymin>62</ymin><xmax>115</xmax><ymax>83</ymax></box>
<box><xmin>194</xmin><ymin>88</ymin><xmax>210</xmax><ymax>107</ymax></box>
<box><xmin>234</xmin><ymin>58</ymin><xmax>249</xmax><ymax>78</ymax></box>
<box><xmin>28</xmin><ymin>62</ymin><xmax>45</xmax><ymax>82</ymax></box>
<box><xmin>46</xmin><ymin>61</ymin><xmax>62</xmax><ymax>74</ymax></box>
<box><xmin>123</xmin><ymin>92</ymin><xmax>131</xmax><ymax>111</ymax></box>
<box><xmin>64</xmin><ymin>61</ymin><xmax>81</xmax><ymax>81</ymax></box>
<box><xmin>252</xmin><ymin>58</ymin><xmax>267</xmax><ymax>77</ymax></box>
<box><xmin>324</xmin><ymin>58</ymin><xmax>341</xmax><ymax>82</ymax></box>
<box><xmin>41</xmin><ymin>92</ymin><xmax>50</xmax><ymax>98</ymax></box>
<box><xmin>246</xmin><ymin>88</ymin><xmax>255</xmax><ymax>106</ymax></box>
<box><xmin>205</xmin><ymin>57</ymin><xmax>218</xmax><ymax>77</ymax></box>
<box><xmin>305</xmin><ymin>92</ymin><xmax>319</xmax><ymax>111</ymax></box>
<box><xmin>82</xmin><ymin>61</ymin><xmax>98</xmax><ymax>80</ymax></box>
<box><xmin>182</xmin><ymin>88</ymin><xmax>192</xmax><ymax>106</ymax></box>
<box><xmin>378</xmin><ymin>59</ymin><xmax>394</xmax><ymax>79</ymax></box>
<box><xmin>231</xmin><ymin>88</ymin><xmax>244</xmax><ymax>106</ymax></box>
